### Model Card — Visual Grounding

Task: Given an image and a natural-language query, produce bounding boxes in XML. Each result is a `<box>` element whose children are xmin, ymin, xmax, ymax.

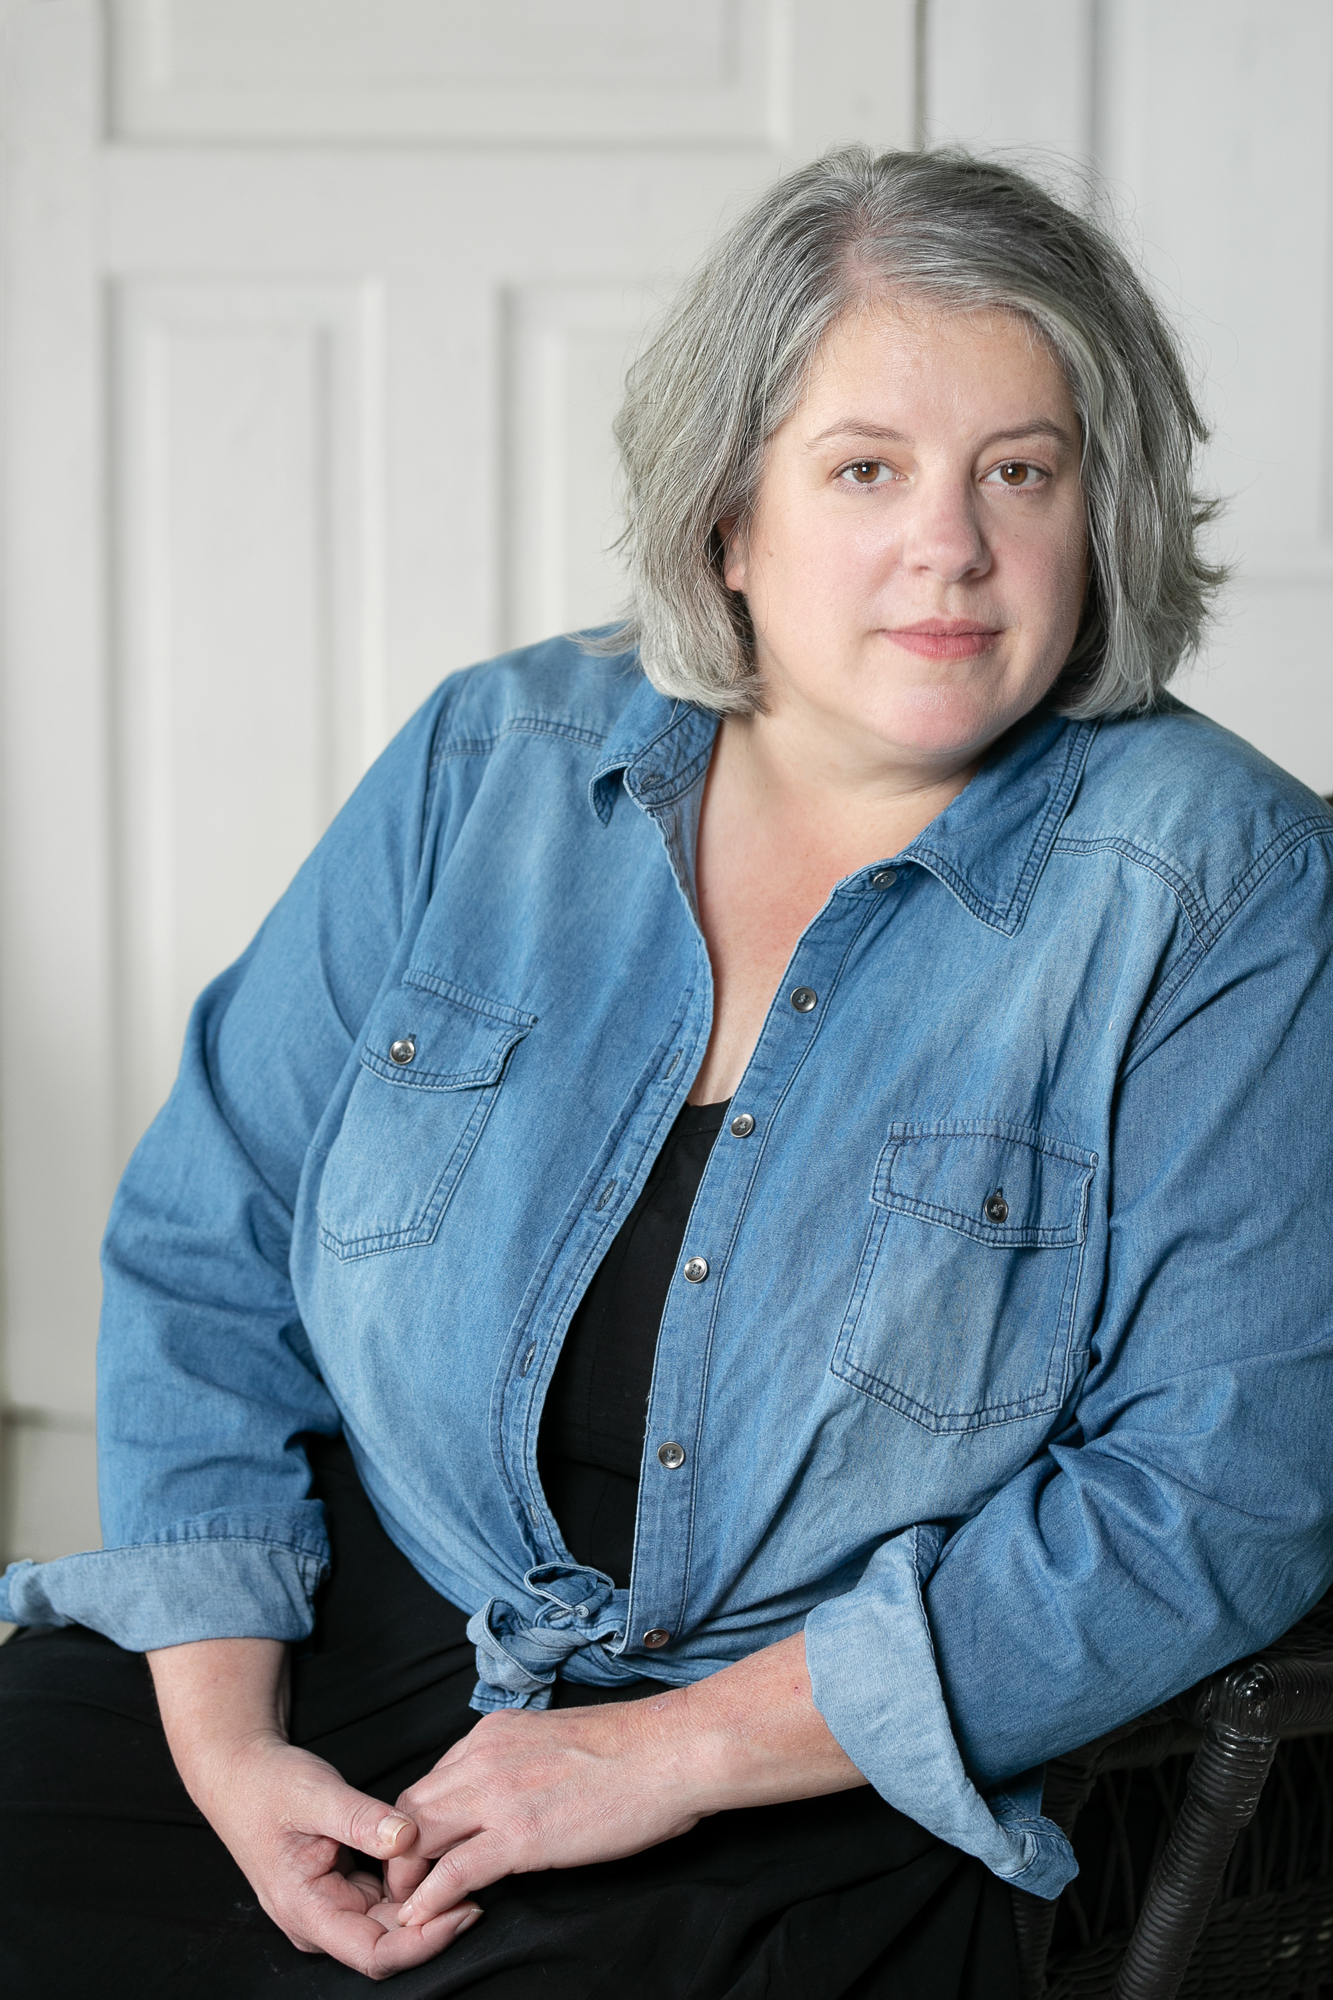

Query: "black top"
<box><xmin>536</xmin><ymin>1098</ymin><xmax>731</xmax><ymax>1588</ymax></box>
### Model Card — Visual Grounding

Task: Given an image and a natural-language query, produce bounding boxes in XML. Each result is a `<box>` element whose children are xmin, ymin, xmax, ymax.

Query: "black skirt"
<box><xmin>0</xmin><ymin>1436</ymin><xmax>1019</xmax><ymax>1999</ymax></box>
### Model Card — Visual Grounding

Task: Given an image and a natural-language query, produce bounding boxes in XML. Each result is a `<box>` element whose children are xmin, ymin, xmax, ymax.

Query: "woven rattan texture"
<box><xmin>1041</xmin><ymin>1738</ymin><xmax>1333</xmax><ymax>1999</ymax></box>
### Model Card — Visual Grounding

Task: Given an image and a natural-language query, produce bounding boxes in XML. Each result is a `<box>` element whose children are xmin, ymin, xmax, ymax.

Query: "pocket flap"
<box><xmin>360</xmin><ymin>970</ymin><xmax>537</xmax><ymax>1091</ymax></box>
<box><xmin>872</xmin><ymin>1121</ymin><xmax>1096</xmax><ymax>1248</ymax></box>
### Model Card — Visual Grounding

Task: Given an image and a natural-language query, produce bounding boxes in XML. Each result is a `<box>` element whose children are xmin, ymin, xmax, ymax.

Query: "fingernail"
<box><xmin>378</xmin><ymin>1814</ymin><xmax>412</xmax><ymax>1845</ymax></box>
<box><xmin>456</xmin><ymin>1907</ymin><xmax>483</xmax><ymax>1933</ymax></box>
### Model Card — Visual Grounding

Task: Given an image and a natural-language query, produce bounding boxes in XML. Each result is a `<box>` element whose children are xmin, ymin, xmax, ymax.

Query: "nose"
<box><xmin>900</xmin><ymin>471</ymin><xmax>991</xmax><ymax>583</ymax></box>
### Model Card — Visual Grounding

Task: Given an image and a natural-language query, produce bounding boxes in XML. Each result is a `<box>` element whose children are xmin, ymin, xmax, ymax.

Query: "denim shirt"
<box><xmin>6</xmin><ymin>639</ymin><xmax>1333</xmax><ymax>1900</ymax></box>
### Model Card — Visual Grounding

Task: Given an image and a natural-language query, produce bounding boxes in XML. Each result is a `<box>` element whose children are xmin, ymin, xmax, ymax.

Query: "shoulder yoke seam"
<box><xmin>431</xmin><ymin>715</ymin><xmax>609</xmax><ymax>767</ymax></box>
<box><xmin>1122</xmin><ymin>815</ymin><xmax>1333</xmax><ymax>1065</ymax></box>
<box><xmin>1052</xmin><ymin>835</ymin><xmax>1209</xmax><ymax>940</ymax></box>
<box><xmin>1054</xmin><ymin>813</ymin><xmax>1332</xmax><ymax>950</ymax></box>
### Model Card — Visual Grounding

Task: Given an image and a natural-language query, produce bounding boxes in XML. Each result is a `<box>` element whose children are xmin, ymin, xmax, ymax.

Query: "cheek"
<box><xmin>1010</xmin><ymin>519</ymin><xmax>1088</xmax><ymax>654</ymax></box>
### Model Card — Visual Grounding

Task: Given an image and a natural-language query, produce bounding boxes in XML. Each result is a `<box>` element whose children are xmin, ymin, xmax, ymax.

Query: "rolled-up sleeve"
<box><xmin>806</xmin><ymin>830</ymin><xmax>1333</xmax><ymax>1894</ymax></box>
<box><xmin>0</xmin><ymin>687</ymin><xmax>454</xmax><ymax>1649</ymax></box>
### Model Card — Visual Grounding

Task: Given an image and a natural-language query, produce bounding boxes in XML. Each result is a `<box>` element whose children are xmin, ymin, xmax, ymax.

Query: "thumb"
<box><xmin>310</xmin><ymin>1773</ymin><xmax>419</xmax><ymax>1860</ymax></box>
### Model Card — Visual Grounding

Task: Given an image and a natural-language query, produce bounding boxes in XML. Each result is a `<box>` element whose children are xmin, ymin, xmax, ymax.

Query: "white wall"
<box><xmin>926</xmin><ymin>0</ymin><xmax>1333</xmax><ymax>794</ymax></box>
<box><xmin>0</xmin><ymin>0</ymin><xmax>1327</xmax><ymax>1573</ymax></box>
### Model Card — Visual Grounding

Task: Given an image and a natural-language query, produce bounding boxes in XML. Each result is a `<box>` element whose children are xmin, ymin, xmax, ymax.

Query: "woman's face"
<box><xmin>723</xmin><ymin>297</ymin><xmax>1088</xmax><ymax>776</ymax></box>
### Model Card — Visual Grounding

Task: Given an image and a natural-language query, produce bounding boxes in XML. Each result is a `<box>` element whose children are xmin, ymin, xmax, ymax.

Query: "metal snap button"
<box><xmin>389</xmin><ymin>1037</ymin><xmax>416</xmax><ymax>1065</ymax></box>
<box><xmin>683</xmin><ymin>1256</ymin><xmax>709</xmax><ymax>1283</ymax></box>
<box><xmin>983</xmin><ymin>1191</ymin><xmax>1009</xmax><ymax>1224</ymax></box>
<box><xmin>658</xmin><ymin>1441</ymin><xmax>686</xmax><ymax>1469</ymax></box>
<box><xmin>790</xmin><ymin>987</ymin><xmax>817</xmax><ymax>1013</ymax></box>
<box><xmin>730</xmin><ymin>1112</ymin><xmax>755</xmax><ymax>1137</ymax></box>
<box><xmin>642</xmin><ymin>1628</ymin><xmax>671</xmax><ymax>1649</ymax></box>
<box><xmin>870</xmin><ymin>869</ymin><xmax>898</xmax><ymax>889</ymax></box>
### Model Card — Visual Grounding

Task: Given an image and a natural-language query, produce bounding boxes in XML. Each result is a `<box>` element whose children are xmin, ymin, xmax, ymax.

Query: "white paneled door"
<box><xmin>3</xmin><ymin>0</ymin><xmax>1330</xmax><ymax>1571</ymax></box>
<box><xmin>924</xmin><ymin>0</ymin><xmax>1333</xmax><ymax>795</ymax></box>
<box><xmin>0</xmin><ymin>0</ymin><xmax>913</xmax><ymax>1562</ymax></box>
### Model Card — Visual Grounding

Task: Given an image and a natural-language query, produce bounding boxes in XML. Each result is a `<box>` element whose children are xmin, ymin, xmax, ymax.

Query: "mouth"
<box><xmin>886</xmin><ymin>620</ymin><xmax>1002</xmax><ymax>662</ymax></box>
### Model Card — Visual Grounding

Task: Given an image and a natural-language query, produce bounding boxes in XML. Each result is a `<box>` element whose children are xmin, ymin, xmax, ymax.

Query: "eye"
<box><xmin>985</xmin><ymin>459</ymin><xmax>1044</xmax><ymax>489</ymax></box>
<box><xmin>839</xmin><ymin>459</ymin><xmax>890</xmax><ymax>486</ymax></box>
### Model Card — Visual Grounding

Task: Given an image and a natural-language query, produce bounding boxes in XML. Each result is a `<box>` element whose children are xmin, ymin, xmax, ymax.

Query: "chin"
<box><xmin>858</xmin><ymin>692</ymin><xmax>1013</xmax><ymax>765</ymax></box>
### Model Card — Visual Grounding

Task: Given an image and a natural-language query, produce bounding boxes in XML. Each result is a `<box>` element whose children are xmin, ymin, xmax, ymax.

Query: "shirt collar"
<box><xmin>903</xmin><ymin>706</ymin><xmax>1098</xmax><ymax>935</ymax></box>
<box><xmin>588</xmin><ymin>673</ymin><xmax>718</xmax><ymax>826</ymax></box>
<box><xmin>589</xmin><ymin>668</ymin><xmax>1096</xmax><ymax>936</ymax></box>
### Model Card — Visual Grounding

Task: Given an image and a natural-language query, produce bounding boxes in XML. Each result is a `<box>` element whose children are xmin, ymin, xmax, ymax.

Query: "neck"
<box><xmin>714</xmin><ymin>703</ymin><xmax>979</xmax><ymax>867</ymax></box>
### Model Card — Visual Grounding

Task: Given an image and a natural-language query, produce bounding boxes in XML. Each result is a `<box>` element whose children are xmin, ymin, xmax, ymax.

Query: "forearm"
<box><xmin>147</xmin><ymin>1636</ymin><xmax>289</xmax><ymax>1807</ymax></box>
<box><xmin>637</xmin><ymin>1631</ymin><xmax>866</xmax><ymax>1810</ymax></box>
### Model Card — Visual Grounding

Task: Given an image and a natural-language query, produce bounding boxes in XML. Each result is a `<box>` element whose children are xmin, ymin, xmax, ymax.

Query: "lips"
<box><xmin>886</xmin><ymin>620</ymin><xmax>1001</xmax><ymax>661</ymax></box>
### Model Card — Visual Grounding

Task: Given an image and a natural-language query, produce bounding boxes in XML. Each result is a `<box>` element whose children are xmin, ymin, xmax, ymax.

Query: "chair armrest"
<box><xmin>1111</xmin><ymin>1599</ymin><xmax>1333</xmax><ymax>2000</ymax></box>
<box><xmin>1014</xmin><ymin>1591</ymin><xmax>1333</xmax><ymax>1999</ymax></box>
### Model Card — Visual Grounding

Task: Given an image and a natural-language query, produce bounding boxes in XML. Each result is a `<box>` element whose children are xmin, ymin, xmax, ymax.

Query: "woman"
<box><xmin>3</xmin><ymin>147</ymin><xmax>1332</xmax><ymax>1996</ymax></box>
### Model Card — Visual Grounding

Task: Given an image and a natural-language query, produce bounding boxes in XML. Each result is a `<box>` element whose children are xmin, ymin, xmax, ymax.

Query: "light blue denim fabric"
<box><xmin>6</xmin><ymin>638</ymin><xmax>1333</xmax><ymax>1900</ymax></box>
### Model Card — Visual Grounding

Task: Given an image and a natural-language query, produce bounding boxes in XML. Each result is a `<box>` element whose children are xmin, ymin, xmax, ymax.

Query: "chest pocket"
<box><xmin>830</xmin><ymin>1121</ymin><xmax>1096</xmax><ymax>1433</ymax></box>
<box><xmin>317</xmin><ymin>970</ymin><xmax>536</xmax><ymax>1262</ymax></box>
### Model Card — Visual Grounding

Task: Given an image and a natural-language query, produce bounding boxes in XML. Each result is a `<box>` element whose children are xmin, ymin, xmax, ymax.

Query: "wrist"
<box><xmin>610</xmin><ymin>1681</ymin><xmax>751</xmax><ymax>1815</ymax></box>
<box><xmin>147</xmin><ymin>1635</ymin><xmax>290</xmax><ymax>1809</ymax></box>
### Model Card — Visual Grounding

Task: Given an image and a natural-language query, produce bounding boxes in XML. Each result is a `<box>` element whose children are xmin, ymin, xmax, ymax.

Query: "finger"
<box><xmin>420</xmin><ymin>1905</ymin><xmax>484</xmax><ymax>1951</ymax></box>
<box><xmin>400</xmin><ymin>1832</ymin><xmax>511</xmax><ymax>1927</ymax></box>
<box><xmin>384</xmin><ymin>1852</ymin><xmax>432</xmax><ymax>1903</ymax></box>
<box><xmin>295</xmin><ymin>1768</ymin><xmax>418</xmax><ymax>1863</ymax></box>
<box><xmin>306</xmin><ymin>1902</ymin><xmax>445</xmax><ymax>1978</ymax></box>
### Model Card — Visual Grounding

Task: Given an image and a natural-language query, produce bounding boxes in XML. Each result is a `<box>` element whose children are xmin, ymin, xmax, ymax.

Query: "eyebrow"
<box><xmin>805</xmin><ymin>417</ymin><xmax>1077</xmax><ymax>451</ymax></box>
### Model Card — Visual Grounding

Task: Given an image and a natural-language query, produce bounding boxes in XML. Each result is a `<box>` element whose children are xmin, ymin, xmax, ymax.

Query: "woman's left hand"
<box><xmin>385</xmin><ymin>1631</ymin><xmax>865</xmax><ymax>1932</ymax></box>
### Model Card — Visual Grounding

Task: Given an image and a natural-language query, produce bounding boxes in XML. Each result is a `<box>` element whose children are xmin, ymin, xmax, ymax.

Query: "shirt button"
<box><xmin>657</xmin><ymin>1441</ymin><xmax>686</xmax><ymax>1469</ymax></box>
<box><xmin>871</xmin><ymin>869</ymin><xmax>898</xmax><ymax>888</ymax></box>
<box><xmin>790</xmin><ymin>987</ymin><xmax>817</xmax><ymax>1013</ymax></box>
<box><xmin>389</xmin><ymin>1037</ymin><xmax>416</xmax><ymax>1065</ymax></box>
<box><xmin>520</xmin><ymin>1343</ymin><xmax>537</xmax><ymax>1375</ymax></box>
<box><xmin>683</xmin><ymin>1255</ymin><xmax>709</xmax><ymax>1283</ymax></box>
<box><xmin>983</xmin><ymin>1191</ymin><xmax>1010</xmax><ymax>1224</ymax></box>
<box><xmin>730</xmin><ymin>1112</ymin><xmax>755</xmax><ymax>1137</ymax></box>
<box><xmin>642</xmin><ymin>1628</ymin><xmax>671</xmax><ymax>1649</ymax></box>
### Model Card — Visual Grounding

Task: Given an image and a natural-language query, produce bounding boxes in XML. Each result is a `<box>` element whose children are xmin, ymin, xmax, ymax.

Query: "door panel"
<box><xmin>0</xmin><ymin>0</ymin><xmax>912</xmax><ymax>1564</ymax></box>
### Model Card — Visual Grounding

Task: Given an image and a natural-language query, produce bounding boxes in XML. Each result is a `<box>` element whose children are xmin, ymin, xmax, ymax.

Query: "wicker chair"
<box><xmin>1012</xmin><ymin>1591</ymin><xmax>1333</xmax><ymax>1999</ymax></box>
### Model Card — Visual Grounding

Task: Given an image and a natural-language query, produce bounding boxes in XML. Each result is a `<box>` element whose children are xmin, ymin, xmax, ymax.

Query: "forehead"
<box><xmin>797</xmin><ymin>296</ymin><xmax>1075</xmax><ymax>430</ymax></box>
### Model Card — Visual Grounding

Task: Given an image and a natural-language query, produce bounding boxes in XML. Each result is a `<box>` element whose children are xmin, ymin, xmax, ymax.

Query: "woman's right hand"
<box><xmin>147</xmin><ymin>1636</ymin><xmax>483</xmax><ymax>1979</ymax></box>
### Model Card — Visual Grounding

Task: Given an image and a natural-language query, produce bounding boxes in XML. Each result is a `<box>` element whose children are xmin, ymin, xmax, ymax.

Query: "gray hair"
<box><xmin>598</xmin><ymin>146</ymin><xmax>1223</xmax><ymax>719</ymax></box>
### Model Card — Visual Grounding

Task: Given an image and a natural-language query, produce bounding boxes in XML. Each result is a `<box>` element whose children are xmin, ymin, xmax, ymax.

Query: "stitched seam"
<box><xmin>1003</xmin><ymin>720</ymin><xmax>1099</xmax><ymax>922</ymax></box>
<box><xmin>638</xmin><ymin>741</ymin><xmax>714</xmax><ymax>809</ymax></box>
<box><xmin>908</xmin><ymin>719</ymin><xmax>1097</xmax><ymax>933</ymax></box>
<box><xmin>1195</xmin><ymin>815</ymin><xmax>1333</xmax><ymax>944</ymax></box>
<box><xmin>1051</xmin><ymin>835</ymin><xmax>1209</xmax><ymax>939</ymax></box>
<box><xmin>107</xmin><ymin>1533</ymin><xmax>328</xmax><ymax>1562</ymax></box>
<box><xmin>1124</xmin><ymin>822</ymin><xmax>1333</xmax><ymax>1067</ymax></box>
<box><xmin>433</xmin><ymin>715</ymin><xmax>609</xmax><ymax>764</ymax></box>
<box><xmin>836</xmin><ymin>1354</ymin><xmax>1073</xmax><ymax>1427</ymax></box>
<box><xmin>398</xmin><ymin>970</ymin><xmax>538</xmax><ymax>1029</ymax></box>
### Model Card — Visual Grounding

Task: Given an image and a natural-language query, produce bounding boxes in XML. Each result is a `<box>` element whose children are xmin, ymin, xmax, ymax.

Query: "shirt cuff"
<box><xmin>0</xmin><ymin>1510</ymin><xmax>328</xmax><ymax>1651</ymax></box>
<box><xmin>804</xmin><ymin>1524</ymin><xmax>1077</xmax><ymax>1901</ymax></box>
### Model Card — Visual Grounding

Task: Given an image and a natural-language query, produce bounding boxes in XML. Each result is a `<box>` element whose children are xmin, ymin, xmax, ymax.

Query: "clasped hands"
<box><xmin>149</xmin><ymin>1631</ymin><xmax>862</xmax><ymax>1982</ymax></box>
